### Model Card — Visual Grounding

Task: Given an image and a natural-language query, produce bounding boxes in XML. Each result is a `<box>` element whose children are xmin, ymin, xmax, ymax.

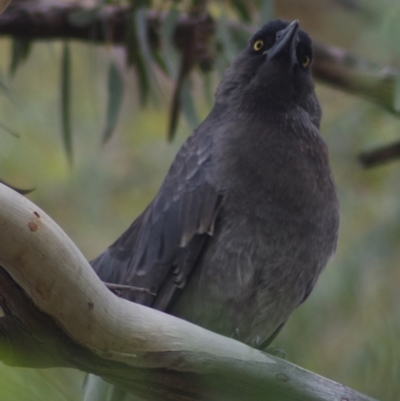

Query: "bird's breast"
<box><xmin>172</xmin><ymin>127</ymin><xmax>337</xmax><ymax>345</ymax></box>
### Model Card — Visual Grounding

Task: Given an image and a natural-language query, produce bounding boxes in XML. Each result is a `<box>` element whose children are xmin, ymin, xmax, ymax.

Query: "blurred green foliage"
<box><xmin>1</xmin><ymin>0</ymin><xmax>400</xmax><ymax>400</ymax></box>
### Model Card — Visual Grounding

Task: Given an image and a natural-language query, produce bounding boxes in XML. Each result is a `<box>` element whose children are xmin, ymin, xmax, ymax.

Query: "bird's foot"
<box><xmin>252</xmin><ymin>335</ymin><xmax>262</xmax><ymax>348</ymax></box>
<box><xmin>264</xmin><ymin>347</ymin><xmax>286</xmax><ymax>359</ymax></box>
<box><xmin>231</xmin><ymin>328</ymin><xmax>240</xmax><ymax>339</ymax></box>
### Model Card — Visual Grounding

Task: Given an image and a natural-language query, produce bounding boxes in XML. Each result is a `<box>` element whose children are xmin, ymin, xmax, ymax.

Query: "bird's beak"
<box><xmin>266</xmin><ymin>20</ymin><xmax>299</xmax><ymax>66</ymax></box>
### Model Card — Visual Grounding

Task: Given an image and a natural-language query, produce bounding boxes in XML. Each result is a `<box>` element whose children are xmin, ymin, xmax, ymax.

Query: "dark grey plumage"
<box><xmin>85</xmin><ymin>19</ymin><xmax>339</xmax><ymax>401</ymax></box>
<box><xmin>91</xmin><ymin>19</ymin><xmax>338</xmax><ymax>350</ymax></box>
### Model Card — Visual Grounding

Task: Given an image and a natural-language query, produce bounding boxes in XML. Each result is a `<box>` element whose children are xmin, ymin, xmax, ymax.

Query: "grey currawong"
<box><xmin>84</xmin><ymin>19</ymin><xmax>339</xmax><ymax>401</ymax></box>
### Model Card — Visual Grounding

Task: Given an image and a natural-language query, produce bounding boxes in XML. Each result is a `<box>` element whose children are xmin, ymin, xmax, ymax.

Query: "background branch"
<box><xmin>0</xmin><ymin>183</ymin><xmax>379</xmax><ymax>401</ymax></box>
<box><xmin>359</xmin><ymin>141</ymin><xmax>400</xmax><ymax>168</ymax></box>
<box><xmin>0</xmin><ymin>1</ymin><xmax>398</xmax><ymax>117</ymax></box>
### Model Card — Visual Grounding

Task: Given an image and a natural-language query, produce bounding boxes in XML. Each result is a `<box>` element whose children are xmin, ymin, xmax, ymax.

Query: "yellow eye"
<box><xmin>253</xmin><ymin>39</ymin><xmax>264</xmax><ymax>52</ymax></box>
<box><xmin>302</xmin><ymin>55</ymin><xmax>310</xmax><ymax>68</ymax></box>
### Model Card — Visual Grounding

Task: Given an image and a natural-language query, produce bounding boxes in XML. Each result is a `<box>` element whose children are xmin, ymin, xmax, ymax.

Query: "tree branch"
<box><xmin>0</xmin><ymin>183</ymin><xmax>379</xmax><ymax>400</ymax></box>
<box><xmin>312</xmin><ymin>42</ymin><xmax>397</xmax><ymax>114</ymax></box>
<box><xmin>0</xmin><ymin>1</ymin><xmax>398</xmax><ymax>117</ymax></box>
<box><xmin>0</xmin><ymin>2</ymin><xmax>130</xmax><ymax>42</ymax></box>
<box><xmin>359</xmin><ymin>141</ymin><xmax>400</xmax><ymax>168</ymax></box>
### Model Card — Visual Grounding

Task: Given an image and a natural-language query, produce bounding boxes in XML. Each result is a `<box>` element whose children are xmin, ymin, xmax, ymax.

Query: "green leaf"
<box><xmin>9</xmin><ymin>38</ymin><xmax>32</xmax><ymax>77</ymax></box>
<box><xmin>229</xmin><ymin>23</ymin><xmax>251</xmax><ymax>51</ymax></box>
<box><xmin>160</xmin><ymin>8</ymin><xmax>181</xmax><ymax>78</ymax></box>
<box><xmin>180</xmin><ymin>78</ymin><xmax>199</xmax><ymax>130</ymax></box>
<box><xmin>102</xmin><ymin>61</ymin><xmax>124</xmax><ymax>144</ymax></box>
<box><xmin>0</xmin><ymin>69</ymin><xmax>13</xmax><ymax>97</ymax></box>
<box><xmin>61</xmin><ymin>42</ymin><xmax>73</xmax><ymax>165</ymax></box>
<box><xmin>134</xmin><ymin>8</ymin><xmax>151</xmax><ymax>64</ymax></box>
<box><xmin>168</xmin><ymin>76</ymin><xmax>182</xmax><ymax>141</ymax></box>
<box><xmin>231</xmin><ymin>0</ymin><xmax>252</xmax><ymax>22</ymax></box>
<box><xmin>134</xmin><ymin>7</ymin><xmax>159</xmax><ymax>99</ymax></box>
<box><xmin>151</xmin><ymin>49</ymin><xmax>169</xmax><ymax>75</ymax></box>
<box><xmin>394</xmin><ymin>60</ymin><xmax>400</xmax><ymax>112</ymax></box>
<box><xmin>0</xmin><ymin>120</ymin><xmax>19</xmax><ymax>138</ymax></box>
<box><xmin>0</xmin><ymin>179</ymin><xmax>34</xmax><ymax>195</ymax></box>
<box><xmin>217</xmin><ymin>15</ymin><xmax>240</xmax><ymax>64</ymax></box>
<box><xmin>126</xmin><ymin>8</ymin><xmax>150</xmax><ymax>105</ymax></box>
<box><xmin>202</xmin><ymin>71</ymin><xmax>214</xmax><ymax>109</ymax></box>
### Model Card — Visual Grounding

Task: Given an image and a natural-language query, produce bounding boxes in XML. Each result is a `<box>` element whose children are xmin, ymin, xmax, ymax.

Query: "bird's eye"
<box><xmin>253</xmin><ymin>40</ymin><xmax>264</xmax><ymax>52</ymax></box>
<box><xmin>302</xmin><ymin>55</ymin><xmax>310</xmax><ymax>68</ymax></box>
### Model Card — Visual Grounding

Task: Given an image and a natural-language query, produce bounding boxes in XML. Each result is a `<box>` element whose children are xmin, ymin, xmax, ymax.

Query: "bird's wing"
<box><xmin>91</xmin><ymin>129</ymin><xmax>221</xmax><ymax>310</ymax></box>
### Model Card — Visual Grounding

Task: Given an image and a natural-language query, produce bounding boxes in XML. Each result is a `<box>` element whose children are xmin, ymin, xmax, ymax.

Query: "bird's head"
<box><xmin>216</xmin><ymin>20</ymin><xmax>321</xmax><ymax>127</ymax></box>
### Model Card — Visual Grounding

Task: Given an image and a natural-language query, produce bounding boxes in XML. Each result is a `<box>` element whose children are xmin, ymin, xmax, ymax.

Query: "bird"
<box><xmin>84</xmin><ymin>19</ymin><xmax>339</xmax><ymax>401</ymax></box>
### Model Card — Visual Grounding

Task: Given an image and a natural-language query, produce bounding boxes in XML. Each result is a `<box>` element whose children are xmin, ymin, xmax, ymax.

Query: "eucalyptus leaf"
<box><xmin>102</xmin><ymin>61</ymin><xmax>124</xmax><ymax>144</ymax></box>
<box><xmin>160</xmin><ymin>8</ymin><xmax>181</xmax><ymax>78</ymax></box>
<box><xmin>217</xmin><ymin>15</ymin><xmax>239</xmax><ymax>64</ymax></box>
<box><xmin>229</xmin><ymin>23</ymin><xmax>251</xmax><ymax>50</ymax></box>
<box><xmin>151</xmin><ymin>49</ymin><xmax>169</xmax><ymax>75</ymax></box>
<box><xmin>134</xmin><ymin>8</ymin><xmax>159</xmax><ymax>97</ymax></box>
<box><xmin>126</xmin><ymin>9</ymin><xmax>150</xmax><ymax>105</ymax></box>
<box><xmin>394</xmin><ymin>60</ymin><xmax>400</xmax><ymax>112</ymax></box>
<box><xmin>61</xmin><ymin>42</ymin><xmax>73</xmax><ymax>165</ymax></box>
<box><xmin>168</xmin><ymin>78</ymin><xmax>181</xmax><ymax>141</ymax></box>
<box><xmin>231</xmin><ymin>0</ymin><xmax>252</xmax><ymax>22</ymax></box>
<box><xmin>180</xmin><ymin>78</ymin><xmax>199</xmax><ymax>130</ymax></box>
<box><xmin>201</xmin><ymin>71</ymin><xmax>214</xmax><ymax>109</ymax></box>
<box><xmin>134</xmin><ymin>8</ymin><xmax>152</xmax><ymax>66</ymax></box>
<box><xmin>0</xmin><ymin>69</ymin><xmax>13</xmax><ymax>97</ymax></box>
<box><xmin>0</xmin><ymin>179</ymin><xmax>34</xmax><ymax>195</ymax></box>
<box><xmin>9</xmin><ymin>38</ymin><xmax>32</xmax><ymax>77</ymax></box>
<box><xmin>0</xmin><ymin>120</ymin><xmax>19</xmax><ymax>138</ymax></box>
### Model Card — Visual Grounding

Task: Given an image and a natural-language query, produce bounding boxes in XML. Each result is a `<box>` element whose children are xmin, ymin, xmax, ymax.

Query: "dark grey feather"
<box><xmin>91</xmin><ymin>123</ymin><xmax>221</xmax><ymax>309</ymax></box>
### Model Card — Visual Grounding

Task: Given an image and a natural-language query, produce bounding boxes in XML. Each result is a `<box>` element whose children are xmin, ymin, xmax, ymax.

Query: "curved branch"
<box><xmin>0</xmin><ymin>1</ymin><xmax>398</xmax><ymax>116</ymax></box>
<box><xmin>312</xmin><ymin>42</ymin><xmax>397</xmax><ymax>114</ymax></box>
<box><xmin>0</xmin><ymin>183</ymin><xmax>379</xmax><ymax>401</ymax></box>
